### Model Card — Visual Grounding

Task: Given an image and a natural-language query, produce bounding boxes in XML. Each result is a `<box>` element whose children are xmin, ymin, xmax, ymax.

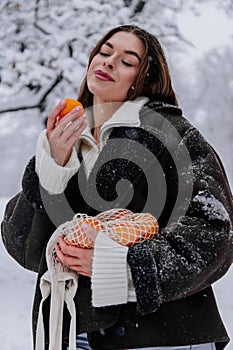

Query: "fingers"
<box><xmin>59</xmin><ymin>115</ymin><xmax>88</xmax><ymax>146</ymax></box>
<box><xmin>47</xmin><ymin>103</ymin><xmax>87</xmax><ymax>166</ymax></box>
<box><xmin>55</xmin><ymin>236</ymin><xmax>94</xmax><ymax>277</ymax></box>
<box><xmin>47</xmin><ymin>99</ymin><xmax>67</xmax><ymax>134</ymax></box>
<box><xmin>46</xmin><ymin>99</ymin><xmax>86</xmax><ymax>135</ymax></box>
<box><xmin>47</xmin><ymin>104</ymin><xmax>86</xmax><ymax>137</ymax></box>
<box><xmin>49</xmin><ymin>114</ymin><xmax>87</xmax><ymax>152</ymax></box>
<box><xmin>57</xmin><ymin>236</ymin><xmax>83</xmax><ymax>257</ymax></box>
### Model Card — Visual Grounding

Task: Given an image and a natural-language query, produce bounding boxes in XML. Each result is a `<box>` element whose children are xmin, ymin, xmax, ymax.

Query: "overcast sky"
<box><xmin>177</xmin><ymin>3</ymin><xmax>233</xmax><ymax>60</ymax></box>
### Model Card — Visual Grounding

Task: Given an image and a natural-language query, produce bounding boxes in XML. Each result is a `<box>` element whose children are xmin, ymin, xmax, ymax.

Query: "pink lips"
<box><xmin>94</xmin><ymin>70</ymin><xmax>114</xmax><ymax>82</ymax></box>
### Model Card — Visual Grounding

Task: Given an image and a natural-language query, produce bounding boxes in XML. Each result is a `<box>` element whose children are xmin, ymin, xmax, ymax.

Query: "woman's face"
<box><xmin>87</xmin><ymin>31</ymin><xmax>145</xmax><ymax>104</ymax></box>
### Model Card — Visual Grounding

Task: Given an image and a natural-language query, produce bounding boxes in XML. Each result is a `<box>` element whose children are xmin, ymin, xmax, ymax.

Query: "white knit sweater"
<box><xmin>35</xmin><ymin>97</ymin><xmax>149</xmax><ymax>308</ymax></box>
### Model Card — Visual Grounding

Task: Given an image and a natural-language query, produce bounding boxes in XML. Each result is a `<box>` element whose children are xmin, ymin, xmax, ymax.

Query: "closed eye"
<box><xmin>99</xmin><ymin>52</ymin><xmax>134</xmax><ymax>67</ymax></box>
<box><xmin>122</xmin><ymin>61</ymin><xmax>133</xmax><ymax>67</ymax></box>
<box><xmin>99</xmin><ymin>52</ymin><xmax>110</xmax><ymax>57</ymax></box>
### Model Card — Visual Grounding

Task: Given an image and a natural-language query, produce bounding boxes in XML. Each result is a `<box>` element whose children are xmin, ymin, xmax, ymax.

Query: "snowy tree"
<box><xmin>189</xmin><ymin>45</ymin><xmax>233</xmax><ymax>184</ymax></box>
<box><xmin>0</xmin><ymin>0</ymin><xmax>191</xmax><ymax>119</ymax></box>
<box><xmin>1</xmin><ymin>0</ymin><xmax>229</xmax><ymax>117</ymax></box>
<box><xmin>172</xmin><ymin>41</ymin><xmax>233</xmax><ymax>187</ymax></box>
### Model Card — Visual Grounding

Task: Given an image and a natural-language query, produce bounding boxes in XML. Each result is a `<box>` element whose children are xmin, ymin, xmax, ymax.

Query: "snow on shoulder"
<box><xmin>193</xmin><ymin>190</ymin><xmax>229</xmax><ymax>222</ymax></box>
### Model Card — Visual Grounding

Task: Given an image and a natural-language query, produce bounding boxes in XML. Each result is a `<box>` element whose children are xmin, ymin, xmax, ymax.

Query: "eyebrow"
<box><xmin>104</xmin><ymin>41</ymin><xmax>142</xmax><ymax>62</ymax></box>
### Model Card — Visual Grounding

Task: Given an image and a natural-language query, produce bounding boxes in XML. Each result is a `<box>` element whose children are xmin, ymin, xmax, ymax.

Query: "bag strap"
<box><xmin>35</xmin><ymin>270</ymin><xmax>78</xmax><ymax>350</ymax></box>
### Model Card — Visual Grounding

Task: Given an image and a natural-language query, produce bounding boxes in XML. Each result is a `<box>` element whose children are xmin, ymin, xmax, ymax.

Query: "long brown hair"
<box><xmin>78</xmin><ymin>25</ymin><xmax>178</xmax><ymax>107</ymax></box>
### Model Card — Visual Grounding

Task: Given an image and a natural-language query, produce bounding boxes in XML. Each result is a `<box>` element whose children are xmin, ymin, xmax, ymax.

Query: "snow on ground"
<box><xmin>0</xmin><ymin>197</ymin><xmax>232</xmax><ymax>350</ymax></box>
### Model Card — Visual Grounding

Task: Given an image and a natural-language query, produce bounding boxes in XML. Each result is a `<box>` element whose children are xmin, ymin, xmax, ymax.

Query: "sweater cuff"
<box><xmin>91</xmin><ymin>231</ymin><xmax>129</xmax><ymax>307</ymax></box>
<box><xmin>35</xmin><ymin>130</ymin><xmax>80</xmax><ymax>194</ymax></box>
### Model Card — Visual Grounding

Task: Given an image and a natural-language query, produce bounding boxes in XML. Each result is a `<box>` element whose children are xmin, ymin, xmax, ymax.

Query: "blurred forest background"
<box><xmin>0</xmin><ymin>0</ymin><xmax>233</xmax><ymax>198</ymax></box>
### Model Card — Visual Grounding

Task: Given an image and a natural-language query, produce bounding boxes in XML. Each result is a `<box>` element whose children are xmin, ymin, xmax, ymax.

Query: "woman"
<box><xmin>1</xmin><ymin>25</ymin><xmax>233</xmax><ymax>350</ymax></box>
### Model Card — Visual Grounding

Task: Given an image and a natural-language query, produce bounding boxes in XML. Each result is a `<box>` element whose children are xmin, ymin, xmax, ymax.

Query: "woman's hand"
<box><xmin>46</xmin><ymin>99</ymin><xmax>87</xmax><ymax>166</ymax></box>
<box><xmin>55</xmin><ymin>224</ymin><xmax>98</xmax><ymax>277</ymax></box>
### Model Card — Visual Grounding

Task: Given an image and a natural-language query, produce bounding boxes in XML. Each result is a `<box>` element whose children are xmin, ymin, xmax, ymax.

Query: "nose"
<box><xmin>103</xmin><ymin>56</ymin><xmax>115</xmax><ymax>69</ymax></box>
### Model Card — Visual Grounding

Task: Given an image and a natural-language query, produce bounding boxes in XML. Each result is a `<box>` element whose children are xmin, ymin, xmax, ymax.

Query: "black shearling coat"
<box><xmin>1</xmin><ymin>101</ymin><xmax>233</xmax><ymax>349</ymax></box>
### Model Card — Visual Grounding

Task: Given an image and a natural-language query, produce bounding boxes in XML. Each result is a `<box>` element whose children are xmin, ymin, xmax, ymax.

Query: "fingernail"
<box><xmin>75</xmin><ymin>106</ymin><xmax>82</xmax><ymax>112</ymax></box>
<box><xmin>60</xmin><ymin>99</ymin><xmax>66</xmax><ymax>106</ymax></box>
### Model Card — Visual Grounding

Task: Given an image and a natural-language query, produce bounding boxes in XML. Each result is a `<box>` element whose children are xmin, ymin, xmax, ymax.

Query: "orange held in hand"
<box><xmin>59</xmin><ymin>98</ymin><xmax>84</xmax><ymax>118</ymax></box>
<box><xmin>63</xmin><ymin>216</ymin><xmax>104</xmax><ymax>249</ymax></box>
<box><xmin>61</xmin><ymin>209</ymin><xmax>159</xmax><ymax>248</ymax></box>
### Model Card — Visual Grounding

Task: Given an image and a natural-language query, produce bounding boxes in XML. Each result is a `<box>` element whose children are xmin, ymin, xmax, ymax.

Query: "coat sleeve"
<box><xmin>1</xmin><ymin>157</ymin><xmax>55</xmax><ymax>272</ymax></box>
<box><xmin>127</xmin><ymin>122</ymin><xmax>233</xmax><ymax>315</ymax></box>
<box><xmin>1</xmin><ymin>156</ymin><xmax>85</xmax><ymax>272</ymax></box>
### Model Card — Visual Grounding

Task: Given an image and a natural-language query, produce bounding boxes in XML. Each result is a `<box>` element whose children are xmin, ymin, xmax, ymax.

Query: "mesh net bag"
<box><xmin>37</xmin><ymin>209</ymin><xmax>158</xmax><ymax>350</ymax></box>
<box><xmin>60</xmin><ymin>208</ymin><xmax>159</xmax><ymax>248</ymax></box>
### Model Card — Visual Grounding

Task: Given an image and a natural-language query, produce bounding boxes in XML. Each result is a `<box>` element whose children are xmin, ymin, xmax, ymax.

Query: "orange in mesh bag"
<box><xmin>62</xmin><ymin>208</ymin><xmax>159</xmax><ymax>248</ymax></box>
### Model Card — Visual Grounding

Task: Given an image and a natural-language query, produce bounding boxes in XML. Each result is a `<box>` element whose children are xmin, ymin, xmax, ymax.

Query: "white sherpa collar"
<box><xmin>77</xmin><ymin>96</ymin><xmax>149</xmax><ymax>148</ymax></box>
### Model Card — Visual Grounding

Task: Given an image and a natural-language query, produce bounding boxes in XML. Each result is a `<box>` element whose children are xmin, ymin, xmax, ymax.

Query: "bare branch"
<box><xmin>129</xmin><ymin>0</ymin><xmax>146</xmax><ymax>17</ymax></box>
<box><xmin>134</xmin><ymin>0</ymin><xmax>146</xmax><ymax>14</ymax></box>
<box><xmin>34</xmin><ymin>0</ymin><xmax>51</xmax><ymax>35</ymax></box>
<box><xmin>123</xmin><ymin>0</ymin><xmax>133</xmax><ymax>6</ymax></box>
<box><xmin>0</xmin><ymin>72</ymin><xmax>63</xmax><ymax>114</ymax></box>
<box><xmin>0</xmin><ymin>0</ymin><xmax>9</xmax><ymax>13</ymax></box>
<box><xmin>158</xmin><ymin>23</ymin><xmax>196</xmax><ymax>48</ymax></box>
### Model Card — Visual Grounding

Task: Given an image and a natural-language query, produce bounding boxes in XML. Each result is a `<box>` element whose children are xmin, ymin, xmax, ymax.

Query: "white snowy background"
<box><xmin>0</xmin><ymin>1</ymin><xmax>232</xmax><ymax>349</ymax></box>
